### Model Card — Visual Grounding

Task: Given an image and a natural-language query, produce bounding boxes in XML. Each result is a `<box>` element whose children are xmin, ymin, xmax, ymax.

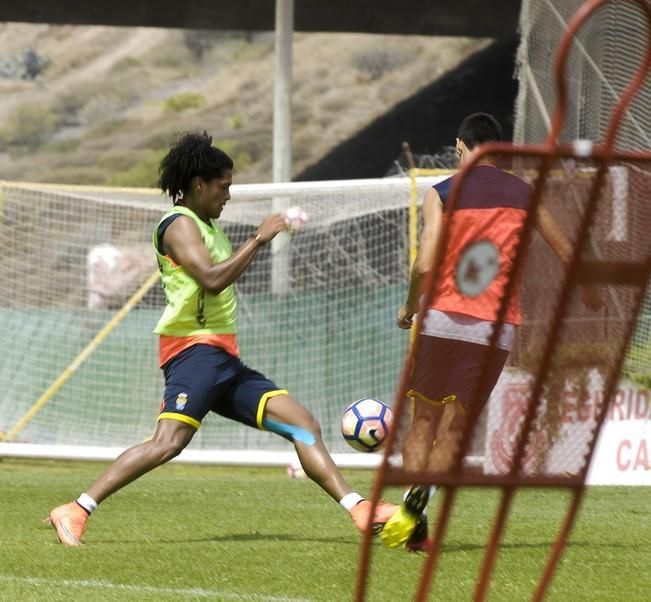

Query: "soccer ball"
<box><xmin>283</xmin><ymin>206</ymin><xmax>308</xmax><ymax>231</ymax></box>
<box><xmin>341</xmin><ymin>398</ymin><xmax>393</xmax><ymax>453</ymax></box>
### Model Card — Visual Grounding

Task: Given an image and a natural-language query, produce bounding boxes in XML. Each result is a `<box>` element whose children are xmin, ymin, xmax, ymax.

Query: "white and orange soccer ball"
<box><xmin>341</xmin><ymin>398</ymin><xmax>393</xmax><ymax>453</ymax></box>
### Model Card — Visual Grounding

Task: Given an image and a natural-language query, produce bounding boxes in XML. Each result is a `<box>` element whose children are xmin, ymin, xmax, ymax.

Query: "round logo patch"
<box><xmin>455</xmin><ymin>240</ymin><xmax>499</xmax><ymax>297</ymax></box>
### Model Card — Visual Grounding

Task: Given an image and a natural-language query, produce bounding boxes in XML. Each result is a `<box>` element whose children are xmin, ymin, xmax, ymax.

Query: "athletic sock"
<box><xmin>76</xmin><ymin>493</ymin><xmax>98</xmax><ymax>514</ymax></box>
<box><xmin>339</xmin><ymin>492</ymin><xmax>364</xmax><ymax>511</ymax></box>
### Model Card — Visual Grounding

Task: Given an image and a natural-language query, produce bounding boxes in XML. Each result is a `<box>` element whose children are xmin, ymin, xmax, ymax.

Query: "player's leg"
<box><xmin>427</xmin><ymin>343</ymin><xmax>510</xmax><ymax>474</ymax></box>
<box><xmin>402</xmin><ymin>396</ymin><xmax>444</xmax><ymax>476</ymax></box>
<box><xmin>48</xmin><ymin>419</ymin><xmax>196</xmax><ymax>546</ymax></box>
<box><xmin>218</xmin><ymin>366</ymin><xmax>398</xmax><ymax>534</ymax></box>
<box><xmin>264</xmin><ymin>392</ymin><xmax>349</xmax><ymax>499</ymax></box>
<box><xmin>427</xmin><ymin>401</ymin><xmax>465</xmax><ymax>472</ymax></box>
<box><xmin>264</xmin><ymin>392</ymin><xmax>398</xmax><ymax>533</ymax></box>
<box><xmin>380</xmin><ymin>399</ymin><xmax>438</xmax><ymax>550</ymax></box>
<box><xmin>382</xmin><ymin>335</ymin><xmax>468</xmax><ymax>549</ymax></box>
<box><xmin>48</xmin><ymin>345</ymin><xmax>215</xmax><ymax>546</ymax></box>
<box><xmin>86</xmin><ymin>419</ymin><xmax>196</xmax><ymax>503</ymax></box>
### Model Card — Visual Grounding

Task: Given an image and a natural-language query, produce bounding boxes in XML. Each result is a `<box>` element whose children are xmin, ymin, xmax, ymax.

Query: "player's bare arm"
<box><xmin>535</xmin><ymin>205</ymin><xmax>604</xmax><ymax>312</ymax></box>
<box><xmin>163</xmin><ymin>213</ymin><xmax>287</xmax><ymax>294</ymax></box>
<box><xmin>398</xmin><ymin>187</ymin><xmax>444</xmax><ymax>329</ymax></box>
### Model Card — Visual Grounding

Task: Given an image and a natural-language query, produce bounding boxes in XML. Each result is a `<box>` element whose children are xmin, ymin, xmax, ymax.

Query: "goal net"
<box><xmin>514</xmin><ymin>0</ymin><xmax>651</xmax><ymax>388</ymax></box>
<box><xmin>0</xmin><ymin>176</ymin><xmax>443</xmax><ymax>464</ymax></box>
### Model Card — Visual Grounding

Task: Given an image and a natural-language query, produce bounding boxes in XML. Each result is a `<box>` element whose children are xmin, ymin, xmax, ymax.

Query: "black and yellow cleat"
<box><xmin>380</xmin><ymin>485</ymin><xmax>430</xmax><ymax>549</ymax></box>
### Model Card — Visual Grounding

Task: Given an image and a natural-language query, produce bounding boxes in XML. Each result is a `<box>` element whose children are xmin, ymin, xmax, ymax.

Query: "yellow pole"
<box><xmin>402</xmin><ymin>142</ymin><xmax>420</xmax><ymax>354</ymax></box>
<box><xmin>2</xmin><ymin>270</ymin><xmax>161</xmax><ymax>442</ymax></box>
<box><xmin>408</xmin><ymin>168</ymin><xmax>419</xmax><ymax>270</ymax></box>
<box><xmin>402</xmin><ymin>142</ymin><xmax>419</xmax><ymax>271</ymax></box>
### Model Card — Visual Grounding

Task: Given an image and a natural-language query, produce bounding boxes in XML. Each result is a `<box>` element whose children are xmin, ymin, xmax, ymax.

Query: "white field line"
<box><xmin>0</xmin><ymin>575</ymin><xmax>312</xmax><ymax>602</ymax></box>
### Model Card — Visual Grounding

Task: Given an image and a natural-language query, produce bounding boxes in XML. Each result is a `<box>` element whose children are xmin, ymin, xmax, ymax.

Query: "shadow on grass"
<box><xmin>92</xmin><ymin>531</ymin><xmax>362</xmax><ymax>546</ymax></box>
<box><xmin>90</xmin><ymin>531</ymin><xmax>650</xmax><ymax>554</ymax></box>
<box><xmin>205</xmin><ymin>532</ymin><xmax>361</xmax><ymax>546</ymax></box>
<box><xmin>439</xmin><ymin>539</ymin><xmax>648</xmax><ymax>554</ymax></box>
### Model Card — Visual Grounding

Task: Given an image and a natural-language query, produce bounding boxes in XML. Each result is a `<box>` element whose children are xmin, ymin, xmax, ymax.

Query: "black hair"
<box><xmin>457</xmin><ymin>113</ymin><xmax>503</xmax><ymax>149</ymax></box>
<box><xmin>159</xmin><ymin>132</ymin><xmax>233</xmax><ymax>202</ymax></box>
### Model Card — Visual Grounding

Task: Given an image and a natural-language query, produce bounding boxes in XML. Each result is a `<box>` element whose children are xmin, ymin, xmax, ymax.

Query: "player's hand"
<box><xmin>397</xmin><ymin>306</ymin><xmax>415</xmax><ymax>329</ymax></box>
<box><xmin>255</xmin><ymin>213</ymin><xmax>288</xmax><ymax>243</ymax></box>
<box><xmin>580</xmin><ymin>286</ymin><xmax>604</xmax><ymax>312</ymax></box>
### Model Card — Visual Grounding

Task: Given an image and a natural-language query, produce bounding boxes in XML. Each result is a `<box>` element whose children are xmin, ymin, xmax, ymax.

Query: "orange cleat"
<box><xmin>47</xmin><ymin>502</ymin><xmax>89</xmax><ymax>546</ymax></box>
<box><xmin>350</xmin><ymin>499</ymin><xmax>399</xmax><ymax>535</ymax></box>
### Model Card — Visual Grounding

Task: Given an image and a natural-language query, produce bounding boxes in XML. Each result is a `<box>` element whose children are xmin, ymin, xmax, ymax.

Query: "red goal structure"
<box><xmin>356</xmin><ymin>0</ymin><xmax>651</xmax><ymax>600</ymax></box>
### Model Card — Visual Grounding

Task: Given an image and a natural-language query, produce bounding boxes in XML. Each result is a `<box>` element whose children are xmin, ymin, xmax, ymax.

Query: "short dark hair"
<box><xmin>457</xmin><ymin>113</ymin><xmax>503</xmax><ymax>149</ymax></box>
<box><xmin>159</xmin><ymin>131</ymin><xmax>233</xmax><ymax>202</ymax></box>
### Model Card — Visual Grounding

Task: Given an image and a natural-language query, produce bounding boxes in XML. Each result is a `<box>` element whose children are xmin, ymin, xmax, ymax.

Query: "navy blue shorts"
<box><xmin>408</xmin><ymin>335</ymin><xmax>509</xmax><ymax>413</ymax></box>
<box><xmin>159</xmin><ymin>344</ymin><xmax>287</xmax><ymax>430</ymax></box>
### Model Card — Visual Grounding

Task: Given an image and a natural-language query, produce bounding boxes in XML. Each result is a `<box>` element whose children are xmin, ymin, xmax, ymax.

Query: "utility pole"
<box><xmin>271</xmin><ymin>0</ymin><xmax>293</xmax><ymax>294</ymax></box>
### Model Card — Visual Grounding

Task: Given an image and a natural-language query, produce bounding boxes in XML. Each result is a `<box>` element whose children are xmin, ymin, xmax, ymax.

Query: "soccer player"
<box><xmin>381</xmin><ymin>113</ymin><xmax>603</xmax><ymax>551</ymax></box>
<box><xmin>48</xmin><ymin>132</ymin><xmax>397</xmax><ymax>546</ymax></box>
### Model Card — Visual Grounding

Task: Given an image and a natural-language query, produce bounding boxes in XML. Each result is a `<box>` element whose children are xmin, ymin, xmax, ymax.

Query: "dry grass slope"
<box><xmin>0</xmin><ymin>24</ymin><xmax>487</xmax><ymax>185</ymax></box>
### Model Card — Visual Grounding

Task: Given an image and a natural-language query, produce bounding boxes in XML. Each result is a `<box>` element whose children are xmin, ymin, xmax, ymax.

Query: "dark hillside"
<box><xmin>297</xmin><ymin>36</ymin><xmax>519</xmax><ymax>180</ymax></box>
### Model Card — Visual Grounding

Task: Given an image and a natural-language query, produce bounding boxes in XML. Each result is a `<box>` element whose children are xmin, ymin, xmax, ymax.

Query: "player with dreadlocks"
<box><xmin>47</xmin><ymin>132</ymin><xmax>397</xmax><ymax>545</ymax></box>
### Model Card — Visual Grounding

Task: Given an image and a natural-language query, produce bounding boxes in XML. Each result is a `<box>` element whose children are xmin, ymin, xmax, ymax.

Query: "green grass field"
<box><xmin>1</xmin><ymin>458</ymin><xmax>648</xmax><ymax>601</ymax></box>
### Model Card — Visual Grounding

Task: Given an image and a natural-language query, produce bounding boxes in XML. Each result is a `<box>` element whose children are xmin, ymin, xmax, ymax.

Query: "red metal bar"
<box><xmin>532</xmin><ymin>488</ymin><xmax>585</xmax><ymax>602</ymax></box>
<box><xmin>414</xmin><ymin>486</ymin><xmax>458</xmax><ymax>602</ymax></box>
<box><xmin>474</xmin><ymin>487</ymin><xmax>516</xmax><ymax>601</ymax></box>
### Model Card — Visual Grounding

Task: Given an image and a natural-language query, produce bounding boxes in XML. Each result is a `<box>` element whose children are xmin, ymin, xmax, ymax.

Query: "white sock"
<box><xmin>76</xmin><ymin>493</ymin><xmax>98</xmax><ymax>514</ymax></box>
<box><xmin>339</xmin><ymin>492</ymin><xmax>364</xmax><ymax>511</ymax></box>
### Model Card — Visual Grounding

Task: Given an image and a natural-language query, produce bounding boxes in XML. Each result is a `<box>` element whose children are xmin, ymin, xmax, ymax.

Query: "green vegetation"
<box><xmin>99</xmin><ymin>138</ymin><xmax>251</xmax><ymax>187</ymax></box>
<box><xmin>140</xmin><ymin>130</ymin><xmax>179</xmax><ymax>151</ymax></box>
<box><xmin>217</xmin><ymin>138</ymin><xmax>252</xmax><ymax>172</ymax></box>
<box><xmin>163</xmin><ymin>92</ymin><xmax>206</xmax><ymax>113</ymax></box>
<box><xmin>0</xmin><ymin>103</ymin><xmax>59</xmax><ymax>149</ymax></box>
<box><xmin>0</xmin><ymin>459</ymin><xmax>648</xmax><ymax>601</ymax></box>
<box><xmin>226</xmin><ymin>113</ymin><xmax>244</xmax><ymax>130</ymax></box>
<box><xmin>624</xmin><ymin>341</ymin><xmax>651</xmax><ymax>389</ymax></box>
<box><xmin>107</xmin><ymin>150</ymin><xmax>167</xmax><ymax>187</ymax></box>
<box><xmin>110</xmin><ymin>56</ymin><xmax>142</xmax><ymax>72</ymax></box>
<box><xmin>351</xmin><ymin>46</ymin><xmax>409</xmax><ymax>81</ymax></box>
<box><xmin>44</xmin><ymin>138</ymin><xmax>81</xmax><ymax>153</ymax></box>
<box><xmin>35</xmin><ymin>165</ymin><xmax>112</xmax><ymax>185</ymax></box>
<box><xmin>52</xmin><ymin>91</ymin><xmax>88</xmax><ymax>123</ymax></box>
<box><xmin>85</xmin><ymin>118</ymin><xmax>135</xmax><ymax>140</ymax></box>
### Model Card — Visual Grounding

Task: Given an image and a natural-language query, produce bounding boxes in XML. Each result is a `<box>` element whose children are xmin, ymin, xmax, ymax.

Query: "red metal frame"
<box><xmin>355</xmin><ymin>1</ymin><xmax>651</xmax><ymax>600</ymax></box>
